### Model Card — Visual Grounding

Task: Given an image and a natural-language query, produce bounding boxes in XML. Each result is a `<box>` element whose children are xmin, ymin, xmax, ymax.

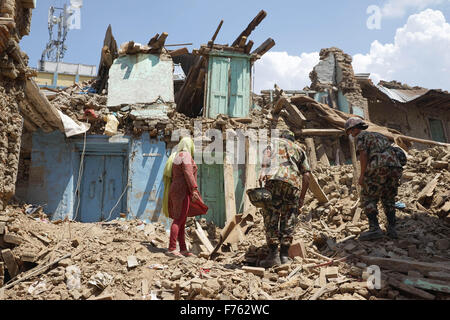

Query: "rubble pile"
<box><xmin>1</xmin><ymin>145</ymin><xmax>448</xmax><ymax>301</ymax></box>
<box><xmin>43</xmin><ymin>79</ymin><xmax>281</xmax><ymax>140</ymax></box>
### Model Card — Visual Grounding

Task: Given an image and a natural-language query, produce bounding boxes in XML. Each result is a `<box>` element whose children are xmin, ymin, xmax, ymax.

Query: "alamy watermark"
<box><xmin>367</xmin><ymin>5</ymin><xmax>382</xmax><ymax>30</ymax></box>
<box><xmin>366</xmin><ymin>265</ymin><xmax>381</xmax><ymax>289</ymax></box>
<box><xmin>170</xmin><ymin>121</ymin><xmax>285</xmax><ymax>170</ymax></box>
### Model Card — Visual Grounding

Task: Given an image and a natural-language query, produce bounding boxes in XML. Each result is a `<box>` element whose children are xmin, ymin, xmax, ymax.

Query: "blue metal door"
<box><xmin>79</xmin><ymin>155</ymin><xmax>126</xmax><ymax>222</ymax></box>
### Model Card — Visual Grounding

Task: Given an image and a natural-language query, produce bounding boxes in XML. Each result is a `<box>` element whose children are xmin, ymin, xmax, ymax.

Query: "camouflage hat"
<box><xmin>280</xmin><ymin>129</ymin><xmax>295</xmax><ymax>142</ymax></box>
<box><xmin>345</xmin><ymin>117</ymin><xmax>368</xmax><ymax>134</ymax></box>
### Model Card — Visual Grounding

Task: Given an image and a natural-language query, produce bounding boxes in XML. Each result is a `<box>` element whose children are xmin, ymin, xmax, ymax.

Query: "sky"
<box><xmin>20</xmin><ymin>0</ymin><xmax>450</xmax><ymax>93</ymax></box>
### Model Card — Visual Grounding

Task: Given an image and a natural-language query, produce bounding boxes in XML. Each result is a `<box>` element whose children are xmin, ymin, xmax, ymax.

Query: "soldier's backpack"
<box><xmin>391</xmin><ymin>146</ymin><xmax>407</xmax><ymax>166</ymax></box>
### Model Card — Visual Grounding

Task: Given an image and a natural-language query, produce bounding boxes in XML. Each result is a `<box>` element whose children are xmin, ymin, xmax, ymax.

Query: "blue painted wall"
<box><xmin>337</xmin><ymin>90</ymin><xmax>350</xmax><ymax>113</ymax></box>
<box><xmin>27</xmin><ymin>130</ymin><xmax>78</xmax><ymax>220</ymax></box>
<box><xmin>127</xmin><ymin>132</ymin><xmax>171</xmax><ymax>228</ymax></box>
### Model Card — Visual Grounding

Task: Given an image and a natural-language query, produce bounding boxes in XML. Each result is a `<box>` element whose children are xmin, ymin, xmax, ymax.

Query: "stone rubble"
<box><xmin>1</xmin><ymin>146</ymin><xmax>448</xmax><ymax>300</ymax></box>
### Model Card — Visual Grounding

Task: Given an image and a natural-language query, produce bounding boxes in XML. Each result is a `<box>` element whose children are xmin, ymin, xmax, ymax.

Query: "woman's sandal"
<box><xmin>180</xmin><ymin>251</ymin><xmax>194</xmax><ymax>257</ymax></box>
<box><xmin>165</xmin><ymin>250</ymin><xmax>183</xmax><ymax>258</ymax></box>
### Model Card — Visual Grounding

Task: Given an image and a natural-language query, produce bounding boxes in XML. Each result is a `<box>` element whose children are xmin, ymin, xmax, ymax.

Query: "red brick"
<box><xmin>288</xmin><ymin>241</ymin><xmax>307</xmax><ymax>259</ymax></box>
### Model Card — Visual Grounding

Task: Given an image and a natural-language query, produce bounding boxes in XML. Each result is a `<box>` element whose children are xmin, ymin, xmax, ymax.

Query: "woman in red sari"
<box><xmin>163</xmin><ymin>137</ymin><xmax>202</xmax><ymax>257</ymax></box>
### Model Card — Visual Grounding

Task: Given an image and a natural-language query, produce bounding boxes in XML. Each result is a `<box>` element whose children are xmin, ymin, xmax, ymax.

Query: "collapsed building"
<box><xmin>0</xmin><ymin>3</ymin><xmax>449</xmax><ymax>301</ymax></box>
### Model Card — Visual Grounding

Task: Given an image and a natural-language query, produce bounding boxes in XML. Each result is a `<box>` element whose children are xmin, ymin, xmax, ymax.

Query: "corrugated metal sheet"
<box><xmin>377</xmin><ymin>86</ymin><xmax>429</xmax><ymax>103</ymax></box>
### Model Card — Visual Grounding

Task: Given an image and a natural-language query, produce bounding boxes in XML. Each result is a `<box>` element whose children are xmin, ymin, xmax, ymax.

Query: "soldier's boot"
<box><xmin>386</xmin><ymin>212</ymin><xmax>398</xmax><ymax>239</ymax></box>
<box><xmin>260</xmin><ymin>244</ymin><xmax>281</xmax><ymax>268</ymax></box>
<box><xmin>279</xmin><ymin>245</ymin><xmax>292</xmax><ymax>265</ymax></box>
<box><xmin>359</xmin><ymin>214</ymin><xmax>384</xmax><ymax>241</ymax></box>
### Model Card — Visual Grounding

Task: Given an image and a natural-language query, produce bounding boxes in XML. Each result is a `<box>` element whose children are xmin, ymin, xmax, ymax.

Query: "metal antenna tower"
<box><xmin>39</xmin><ymin>2</ymin><xmax>73</xmax><ymax>67</ymax></box>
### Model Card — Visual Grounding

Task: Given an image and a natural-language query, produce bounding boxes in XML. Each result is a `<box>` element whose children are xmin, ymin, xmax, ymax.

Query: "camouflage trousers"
<box><xmin>361</xmin><ymin>167</ymin><xmax>403</xmax><ymax>218</ymax></box>
<box><xmin>261</xmin><ymin>180</ymin><xmax>301</xmax><ymax>246</ymax></box>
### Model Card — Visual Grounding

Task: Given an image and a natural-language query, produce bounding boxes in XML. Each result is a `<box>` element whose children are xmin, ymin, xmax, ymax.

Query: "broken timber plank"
<box><xmin>308</xmin><ymin>173</ymin><xmax>329</xmax><ymax>204</ymax></box>
<box><xmin>194</xmin><ymin>221</ymin><xmax>214</xmax><ymax>253</ymax></box>
<box><xmin>402</xmin><ymin>277</ymin><xmax>450</xmax><ymax>294</ymax></box>
<box><xmin>244</xmin><ymin>40</ymin><xmax>254</xmax><ymax>54</ymax></box>
<box><xmin>285</xmin><ymin>102</ymin><xmax>306</xmax><ymax>128</ymax></box>
<box><xmin>251</xmin><ymin>38</ymin><xmax>275</xmax><ymax>57</ymax></box>
<box><xmin>360</xmin><ymin>256</ymin><xmax>450</xmax><ymax>274</ymax></box>
<box><xmin>231</xmin><ymin>10</ymin><xmax>267</xmax><ymax>47</ymax></box>
<box><xmin>272</xmin><ymin>97</ymin><xmax>288</xmax><ymax>114</ymax></box>
<box><xmin>352</xmin><ymin>207</ymin><xmax>362</xmax><ymax>224</ymax></box>
<box><xmin>211</xmin><ymin>20</ymin><xmax>224</xmax><ymax>43</ymax></box>
<box><xmin>223</xmin><ymin>157</ymin><xmax>236</xmax><ymax>223</ymax></box>
<box><xmin>388</xmin><ymin>277</ymin><xmax>435</xmax><ymax>300</ymax></box>
<box><xmin>305</xmin><ymin>138</ymin><xmax>317</xmax><ymax>171</ymax></box>
<box><xmin>242</xmin><ymin>136</ymin><xmax>258</xmax><ymax>218</ymax></box>
<box><xmin>298</xmin><ymin>129</ymin><xmax>345</xmax><ymax>136</ymax></box>
<box><xmin>169</xmin><ymin>47</ymin><xmax>189</xmax><ymax>57</ymax></box>
<box><xmin>417</xmin><ymin>173</ymin><xmax>441</xmax><ymax>204</ymax></box>
<box><xmin>24</xmin><ymin>79</ymin><xmax>64</xmax><ymax>131</ymax></box>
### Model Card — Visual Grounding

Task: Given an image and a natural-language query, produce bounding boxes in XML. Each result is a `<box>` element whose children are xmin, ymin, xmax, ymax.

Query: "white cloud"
<box><xmin>381</xmin><ymin>0</ymin><xmax>448</xmax><ymax>18</ymax></box>
<box><xmin>253</xmin><ymin>9</ymin><xmax>450</xmax><ymax>93</ymax></box>
<box><xmin>253</xmin><ymin>51</ymin><xmax>319</xmax><ymax>93</ymax></box>
<box><xmin>353</xmin><ymin>9</ymin><xmax>450</xmax><ymax>89</ymax></box>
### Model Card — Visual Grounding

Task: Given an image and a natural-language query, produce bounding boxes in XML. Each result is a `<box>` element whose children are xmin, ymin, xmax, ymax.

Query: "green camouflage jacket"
<box><xmin>261</xmin><ymin>137</ymin><xmax>310</xmax><ymax>190</ymax></box>
<box><xmin>356</xmin><ymin>131</ymin><xmax>402</xmax><ymax>173</ymax></box>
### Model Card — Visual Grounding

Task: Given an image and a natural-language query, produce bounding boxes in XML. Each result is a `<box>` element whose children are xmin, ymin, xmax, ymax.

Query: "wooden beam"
<box><xmin>24</xmin><ymin>79</ymin><xmax>63</xmax><ymax>131</ymax></box>
<box><xmin>417</xmin><ymin>173</ymin><xmax>440</xmax><ymax>204</ymax></box>
<box><xmin>244</xmin><ymin>40</ymin><xmax>254</xmax><ymax>54</ymax></box>
<box><xmin>231</xmin><ymin>10</ymin><xmax>267</xmax><ymax>47</ymax></box>
<box><xmin>272</xmin><ymin>97</ymin><xmax>288</xmax><ymax>114</ymax></box>
<box><xmin>169</xmin><ymin>47</ymin><xmax>189</xmax><ymax>58</ymax></box>
<box><xmin>308</xmin><ymin>173</ymin><xmax>329</xmax><ymax>204</ymax></box>
<box><xmin>147</xmin><ymin>33</ymin><xmax>159</xmax><ymax>47</ymax></box>
<box><xmin>388</xmin><ymin>277</ymin><xmax>435</xmax><ymax>300</ymax></box>
<box><xmin>305</xmin><ymin>138</ymin><xmax>317</xmax><ymax>171</ymax></box>
<box><xmin>396</xmin><ymin>134</ymin><xmax>450</xmax><ymax>147</ymax></box>
<box><xmin>360</xmin><ymin>256</ymin><xmax>450</xmax><ymax>274</ymax></box>
<box><xmin>316</xmin><ymin>144</ymin><xmax>330</xmax><ymax>167</ymax></box>
<box><xmin>154</xmin><ymin>32</ymin><xmax>168</xmax><ymax>49</ymax></box>
<box><xmin>194</xmin><ymin>221</ymin><xmax>214</xmax><ymax>254</ymax></box>
<box><xmin>298</xmin><ymin>129</ymin><xmax>345</xmax><ymax>136</ymax></box>
<box><xmin>18</xmin><ymin>100</ymin><xmax>53</xmax><ymax>133</ymax></box>
<box><xmin>242</xmin><ymin>136</ymin><xmax>258</xmax><ymax>218</ymax></box>
<box><xmin>251</xmin><ymin>38</ymin><xmax>275</xmax><ymax>57</ymax></box>
<box><xmin>402</xmin><ymin>276</ymin><xmax>450</xmax><ymax>294</ymax></box>
<box><xmin>285</xmin><ymin>103</ymin><xmax>307</xmax><ymax>128</ymax></box>
<box><xmin>349</xmin><ymin>136</ymin><xmax>361</xmax><ymax>195</ymax></box>
<box><xmin>211</xmin><ymin>20</ymin><xmax>224</xmax><ymax>43</ymax></box>
<box><xmin>236</xmin><ymin>36</ymin><xmax>247</xmax><ymax>48</ymax></box>
<box><xmin>223</xmin><ymin>157</ymin><xmax>237</xmax><ymax>223</ymax></box>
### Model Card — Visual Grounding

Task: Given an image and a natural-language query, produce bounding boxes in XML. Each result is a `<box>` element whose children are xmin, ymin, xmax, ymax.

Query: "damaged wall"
<box><xmin>0</xmin><ymin>0</ymin><xmax>35</xmax><ymax>210</ymax></box>
<box><xmin>0</xmin><ymin>84</ymin><xmax>23</xmax><ymax>211</ymax></box>
<box><xmin>310</xmin><ymin>47</ymin><xmax>369</xmax><ymax>119</ymax></box>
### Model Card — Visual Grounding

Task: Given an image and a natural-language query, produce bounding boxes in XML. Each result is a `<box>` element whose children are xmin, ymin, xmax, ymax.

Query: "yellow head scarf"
<box><xmin>162</xmin><ymin>137</ymin><xmax>195</xmax><ymax>218</ymax></box>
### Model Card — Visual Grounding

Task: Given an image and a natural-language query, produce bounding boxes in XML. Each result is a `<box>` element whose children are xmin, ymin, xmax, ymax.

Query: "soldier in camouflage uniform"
<box><xmin>258</xmin><ymin>130</ymin><xmax>311</xmax><ymax>267</ymax></box>
<box><xmin>345</xmin><ymin>117</ymin><xmax>403</xmax><ymax>240</ymax></box>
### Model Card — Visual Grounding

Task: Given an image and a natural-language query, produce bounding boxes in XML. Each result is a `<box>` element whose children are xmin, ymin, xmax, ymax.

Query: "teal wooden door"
<box><xmin>198</xmin><ymin>164</ymin><xmax>225</xmax><ymax>227</ymax></box>
<box><xmin>207</xmin><ymin>56</ymin><xmax>230</xmax><ymax>118</ymax></box>
<box><xmin>229</xmin><ymin>57</ymin><xmax>251</xmax><ymax>117</ymax></box>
